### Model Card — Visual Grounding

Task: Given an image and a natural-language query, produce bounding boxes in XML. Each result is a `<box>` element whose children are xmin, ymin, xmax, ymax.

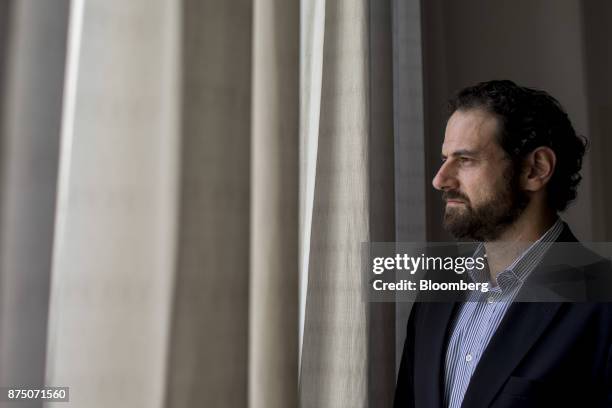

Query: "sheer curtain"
<box><xmin>299</xmin><ymin>0</ymin><xmax>396</xmax><ymax>406</ymax></box>
<box><xmin>300</xmin><ymin>0</ymin><xmax>372</xmax><ymax>404</ymax></box>
<box><xmin>0</xmin><ymin>0</ymin><xmax>405</xmax><ymax>406</ymax></box>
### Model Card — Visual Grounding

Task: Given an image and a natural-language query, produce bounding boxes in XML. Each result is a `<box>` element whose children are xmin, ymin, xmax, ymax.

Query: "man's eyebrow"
<box><xmin>441</xmin><ymin>149</ymin><xmax>479</xmax><ymax>159</ymax></box>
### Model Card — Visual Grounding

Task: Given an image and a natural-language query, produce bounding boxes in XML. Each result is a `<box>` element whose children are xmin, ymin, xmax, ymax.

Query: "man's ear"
<box><xmin>521</xmin><ymin>147</ymin><xmax>556</xmax><ymax>192</ymax></box>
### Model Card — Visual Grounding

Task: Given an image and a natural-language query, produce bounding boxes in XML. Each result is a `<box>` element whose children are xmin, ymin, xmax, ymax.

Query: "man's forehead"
<box><xmin>442</xmin><ymin>109</ymin><xmax>500</xmax><ymax>155</ymax></box>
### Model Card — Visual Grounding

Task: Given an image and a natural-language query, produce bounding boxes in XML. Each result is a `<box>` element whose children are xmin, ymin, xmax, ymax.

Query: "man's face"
<box><xmin>432</xmin><ymin>109</ymin><xmax>528</xmax><ymax>241</ymax></box>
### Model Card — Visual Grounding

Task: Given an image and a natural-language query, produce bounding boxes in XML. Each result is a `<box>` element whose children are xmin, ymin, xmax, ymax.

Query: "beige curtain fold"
<box><xmin>299</xmin><ymin>0</ymin><xmax>400</xmax><ymax>405</ymax></box>
<box><xmin>391</xmin><ymin>0</ymin><xmax>426</xmax><ymax>377</ymax></box>
<box><xmin>46</xmin><ymin>1</ymin><xmax>181</xmax><ymax>407</ymax></box>
<box><xmin>0</xmin><ymin>0</ymin><xmax>69</xmax><ymax>401</ymax></box>
<box><xmin>164</xmin><ymin>1</ymin><xmax>253</xmax><ymax>406</ymax></box>
<box><xmin>39</xmin><ymin>0</ymin><xmax>298</xmax><ymax>407</ymax></box>
<box><xmin>166</xmin><ymin>1</ymin><xmax>298</xmax><ymax>407</ymax></box>
<box><xmin>299</xmin><ymin>0</ymin><xmax>325</xmax><ymax>363</ymax></box>
<box><xmin>368</xmin><ymin>0</ymin><xmax>396</xmax><ymax>405</ymax></box>
<box><xmin>250</xmin><ymin>0</ymin><xmax>299</xmax><ymax>406</ymax></box>
<box><xmin>299</xmin><ymin>0</ymin><xmax>395</xmax><ymax>406</ymax></box>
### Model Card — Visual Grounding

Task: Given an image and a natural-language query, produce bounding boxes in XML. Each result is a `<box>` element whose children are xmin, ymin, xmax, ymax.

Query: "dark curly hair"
<box><xmin>448</xmin><ymin>80</ymin><xmax>587</xmax><ymax>212</ymax></box>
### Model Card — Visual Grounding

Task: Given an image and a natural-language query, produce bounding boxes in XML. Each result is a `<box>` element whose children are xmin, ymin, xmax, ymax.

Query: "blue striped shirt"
<box><xmin>443</xmin><ymin>219</ymin><xmax>564</xmax><ymax>408</ymax></box>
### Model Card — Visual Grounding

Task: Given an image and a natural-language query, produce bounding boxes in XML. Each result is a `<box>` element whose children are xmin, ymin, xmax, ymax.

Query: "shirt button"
<box><xmin>465</xmin><ymin>354</ymin><xmax>473</xmax><ymax>362</ymax></box>
<box><xmin>487</xmin><ymin>296</ymin><xmax>494</xmax><ymax>304</ymax></box>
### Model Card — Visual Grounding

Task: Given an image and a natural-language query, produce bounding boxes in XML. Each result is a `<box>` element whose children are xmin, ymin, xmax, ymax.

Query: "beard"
<box><xmin>442</xmin><ymin>165</ymin><xmax>529</xmax><ymax>241</ymax></box>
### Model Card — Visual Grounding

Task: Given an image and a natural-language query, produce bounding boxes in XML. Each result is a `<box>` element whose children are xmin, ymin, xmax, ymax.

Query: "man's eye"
<box><xmin>459</xmin><ymin>157</ymin><xmax>472</xmax><ymax>163</ymax></box>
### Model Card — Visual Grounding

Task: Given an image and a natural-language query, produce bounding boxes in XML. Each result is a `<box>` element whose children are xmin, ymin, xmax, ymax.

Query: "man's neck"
<box><xmin>483</xmin><ymin>207</ymin><xmax>557</xmax><ymax>283</ymax></box>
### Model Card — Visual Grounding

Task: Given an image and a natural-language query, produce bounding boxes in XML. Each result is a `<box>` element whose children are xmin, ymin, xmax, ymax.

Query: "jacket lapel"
<box><xmin>414</xmin><ymin>301</ymin><xmax>457</xmax><ymax>408</ymax></box>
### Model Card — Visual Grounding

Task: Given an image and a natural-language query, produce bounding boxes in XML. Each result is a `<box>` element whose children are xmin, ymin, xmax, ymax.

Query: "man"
<box><xmin>394</xmin><ymin>80</ymin><xmax>612</xmax><ymax>407</ymax></box>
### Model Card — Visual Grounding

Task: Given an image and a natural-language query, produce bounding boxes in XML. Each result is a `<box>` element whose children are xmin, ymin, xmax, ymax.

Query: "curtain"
<box><xmin>0</xmin><ymin>0</ymin><xmax>406</xmax><ymax>406</ymax></box>
<box><xmin>300</xmin><ymin>0</ymin><xmax>372</xmax><ymax>404</ymax></box>
<box><xmin>249</xmin><ymin>0</ymin><xmax>300</xmax><ymax>406</ymax></box>
<box><xmin>0</xmin><ymin>0</ymin><xmax>298</xmax><ymax>407</ymax></box>
<box><xmin>45</xmin><ymin>1</ymin><xmax>181</xmax><ymax>407</ymax></box>
<box><xmin>0</xmin><ymin>1</ymin><xmax>69</xmax><ymax>403</ymax></box>
<box><xmin>299</xmin><ymin>0</ymin><xmax>396</xmax><ymax>407</ymax></box>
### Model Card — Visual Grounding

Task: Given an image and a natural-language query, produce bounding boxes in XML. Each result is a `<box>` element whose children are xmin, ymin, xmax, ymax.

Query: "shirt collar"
<box><xmin>468</xmin><ymin>218</ymin><xmax>564</xmax><ymax>292</ymax></box>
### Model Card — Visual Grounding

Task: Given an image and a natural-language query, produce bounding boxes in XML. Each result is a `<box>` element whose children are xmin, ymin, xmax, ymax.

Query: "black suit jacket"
<box><xmin>394</xmin><ymin>225</ymin><xmax>612</xmax><ymax>407</ymax></box>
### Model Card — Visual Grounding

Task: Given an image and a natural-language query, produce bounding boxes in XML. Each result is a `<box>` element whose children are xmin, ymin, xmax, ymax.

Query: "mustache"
<box><xmin>442</xmin><ymin>191</ymin><xmax>469</xmax><ymax>203</ymax></box>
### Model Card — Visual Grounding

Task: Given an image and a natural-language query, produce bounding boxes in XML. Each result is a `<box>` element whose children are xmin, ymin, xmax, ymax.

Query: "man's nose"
<box><xmin>432</xmin><ymin>162</ymin><xmax>458</xmax><ymax>191</ymax></box>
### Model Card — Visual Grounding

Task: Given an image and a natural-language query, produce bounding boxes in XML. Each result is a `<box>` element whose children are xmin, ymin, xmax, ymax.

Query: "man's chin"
<box><xmin>444</xmin><ymin>206</ymin><xmax>468</xmax><ymax>218</ymax></box>
<box><xmin>443</xmin><ymin>212</ymin><xmax>478</xmax><ymax>240</ymax></box>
